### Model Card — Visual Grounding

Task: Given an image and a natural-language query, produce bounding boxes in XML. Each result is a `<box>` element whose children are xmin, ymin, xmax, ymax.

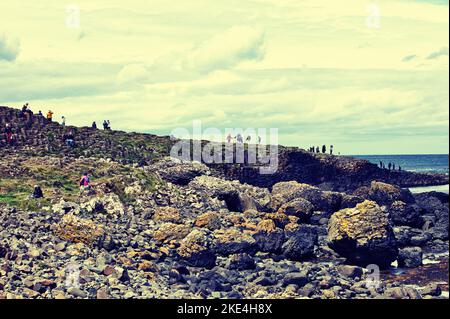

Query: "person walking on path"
<box><xmin>79</xmin><ymin>172</ymin><xmax>91</xmax><ymax>196</ymax></box>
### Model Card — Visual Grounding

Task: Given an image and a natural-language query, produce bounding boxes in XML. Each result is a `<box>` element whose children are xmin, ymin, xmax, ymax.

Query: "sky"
<box><xmin>0</xmin><ymin>0</ymin><xmax>448</xmax><ymax>155</ymax></box>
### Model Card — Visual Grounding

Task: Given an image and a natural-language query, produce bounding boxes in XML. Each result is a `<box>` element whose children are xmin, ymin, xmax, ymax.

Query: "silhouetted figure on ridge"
<box><xmin>330</xmin><ymin>145</ymin><xmax>334</xmax><ymax>155</ymax></box>
<box><xmin>322</xmin><ymin>145</ymin><xmax>326</xmax><ymax>154</ymax></box>
<box><xmin>92</xmin><ymin>122</ymin><xmax>97</xmax><ymax>129</ymax></box>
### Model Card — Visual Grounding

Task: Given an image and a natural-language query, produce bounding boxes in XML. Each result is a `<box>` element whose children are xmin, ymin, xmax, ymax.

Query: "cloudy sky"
<box><xmin>0</xmin><ymin>0</ymin><xmax>448</xmax><ymax>154</ymax></box>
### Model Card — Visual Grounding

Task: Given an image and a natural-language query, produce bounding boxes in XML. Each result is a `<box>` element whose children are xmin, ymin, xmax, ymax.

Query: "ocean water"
<box><xmin>352</xmin><ymin>154</ymin><xmax>449</xmax><ymax>175</ymax></box>
<box><xmin>352</xmin><ymin>154</ymin><xmax>449</xmax><ymax>194</ymax></box>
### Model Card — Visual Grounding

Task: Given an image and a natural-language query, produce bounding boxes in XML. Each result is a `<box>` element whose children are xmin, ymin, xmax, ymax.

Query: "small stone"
<box><xmin>283</xmin><ymin>272</ymin><xmax>309</xmax><ymax>287</ymax></box>
<box><xmin>68</xmin><ymin>287</ymin><xmax>88</xmax><ymax>299</ymax></box>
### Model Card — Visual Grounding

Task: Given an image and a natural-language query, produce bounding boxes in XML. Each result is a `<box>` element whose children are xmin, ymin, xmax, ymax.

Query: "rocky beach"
<box><xmin>0</xmin><ymin>105</ymin><xmax>449</xmax><ymax>299</ymax></box>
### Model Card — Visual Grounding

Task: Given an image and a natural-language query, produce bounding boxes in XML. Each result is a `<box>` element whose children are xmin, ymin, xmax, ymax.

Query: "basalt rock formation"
<box><xmin>1</xmin><ymin>105</ymin><xmax>447</xmax><ymax>191</ymax></box>
<box><xmin>0</xmin><ymin>105</ymin><xmax>448</xmax><ymax>299</ymax></box>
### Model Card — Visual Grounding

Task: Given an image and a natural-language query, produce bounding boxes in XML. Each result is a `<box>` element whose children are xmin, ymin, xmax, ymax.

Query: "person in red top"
<box><xmin>79</xmin><ymin>172</ymin><xmax>91</xmax><ymax>196</ymax></box>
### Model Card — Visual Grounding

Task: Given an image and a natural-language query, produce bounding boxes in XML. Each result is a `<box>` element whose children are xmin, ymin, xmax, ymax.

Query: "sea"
<box><xmin>351</xmin><ymin>154</ymin><xmax>449</xmax><ymax>194</ymax></box>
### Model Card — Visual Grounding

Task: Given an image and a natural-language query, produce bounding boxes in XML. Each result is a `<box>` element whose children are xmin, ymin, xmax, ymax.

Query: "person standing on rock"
<box><xmin>4</xmin><ymin>124</ymin><xmax>13</xmax><ymax>145</ymax></box>
<box><xmin>61</xmin><ymin>116</ymin><xmax>66</xmax><ymax>127</ymax></box>
<box><xmin>47</xmin><ymin>110</ymin><xmax>54</xmax><ymax>122</ymax></box>
<box><xmin>330</xmin><ymin>145</ymin><xmax>334</xmax><ymax>155</ymax></box>
<box><xmin>79</xmin><ymin>172</ymin><xmax>91</xmax><ymax>196</ymax></box>
<box><xmin>92</xmin><ymin>121</ymin><xmax>97</xmax><ymax>129</ymax></box>
<box><xmin>322</xmin><ymin>145</ymin><xmax>326</xmax><ymax>154</ymax></box>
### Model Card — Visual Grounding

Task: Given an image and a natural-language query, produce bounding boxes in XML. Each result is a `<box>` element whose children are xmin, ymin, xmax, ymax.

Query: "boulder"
<box><xmin>81</xmin><ymin>194</ymin><xmax>125</xmax><ymax>216</ymax></box>
<box><xmin>282</xmin><ymin>225</ymin><xmax>318</xmax><ymax>261</ymax></box>
<box><xmin>52</xmin><ymin>214</ymin><xmax>105</xmax><ymax>246</ymax></box>
<box><xmin>189</xmin><ymin>176</ymin><xmax>271</xmax><ymax>212</ymax></box>
<box><xmin>282</xmin><ymin>271</ymin><xmax>309</xmax><ymax>287</ymax></box>
<box><xmin>253</xmin><ymin>221</ymin><xmax>285</xmax><ymax>253</ymax></box>
<box><xmin>152</xmin><ymin>223</ymin><xmax>190</xmax><ymax>244</ymax></box>
<box><xmin>398</xmin><ymin>247</ymin><xmax>422</xmax><ymax>268</ymax></box>
<box><xmin>212</xmin><ymin>228</ymin><xmax>257</xmax><ymax>256</ymax></box>
<box><xmin>149</xmin><ymin>157</ymin><xmax>210</xmax><ymax>185</ymax></box>
<box><xmin>277</xmin><ymin>198</ymin><xmax>314</xmax><ymax>223</ymax></box>
<box><xmin>270</xmin><ymin>181</ymin><xmax>341</xmax><ymax>213</ymax></box>
<box><xmin>353</xmin><ymin>181</ymin><xmax>414</xmax><ymax>206</ymax></box>
<box><xmin>177</xmin><ymin>229</ymin><xmax>216</xmax><ymax>269</ymax></box>
<box><xmin>194</xmin><ymin>212</ymin><xmax>222</xmax><ymax>230</ymax></box>
<box><xmin>153</xmin><ymin>207</ymin><xmax>181</xmax><ymax>224</ymax></box>
<box><xmin>225</xmin><ymin>253</ymin><xmax>256</xmax><ymax>270</ymax></box>
<box><xmin>327</xmin><ymin>200</ymin><xmax>398</xmax><ymax>268</ymax></box>
<box><xmin>337</xmin><ymin>265</ymin><xmax>363</xmax><ymax>279</ymax></box>
<box><xmin>388</xmin><ymin>201</ymin><xmax>424</xmax><ymax>228</ymax></box>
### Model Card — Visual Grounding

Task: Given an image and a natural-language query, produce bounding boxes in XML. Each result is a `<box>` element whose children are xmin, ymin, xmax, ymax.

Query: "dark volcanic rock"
<box><xmin>225</xmin><ymin>254</ymin><xmax>256</xmax><ymax>270</ymax></box>
<box><xmin>282</xmin><ymin>225</ymin><xmax>318</xmax><ymax>261</ymax></box>
<box><xmin>398</xmin><ymin>247</ymin><xmax>423</xmax><ymax>268</ymax></box>
<box><xmin>327</xmin><ymin>200</ymin><xmax>398</xmax><ymax>268</ymax></box>
<box><xmin>388</xmin><ymin>201</ymin><xmax>424</xmax><ymax>228</ymax></box>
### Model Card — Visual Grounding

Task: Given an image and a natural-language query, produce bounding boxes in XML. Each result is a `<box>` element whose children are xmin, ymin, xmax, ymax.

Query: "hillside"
<box><xmin>0</xmin><ymin>105</ymin><xmax>448</xmax><ymax>300</ymax></box>
<box><xmin>1</xmin><ymin>105</ymin><xmax>447</xmax><ymax>191</ymax></box>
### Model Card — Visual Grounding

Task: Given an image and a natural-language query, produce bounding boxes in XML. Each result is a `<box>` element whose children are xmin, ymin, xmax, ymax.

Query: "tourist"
<box><xmin>79</xmin><ymin>172</ymin><xmax>91</xmax><ymax>196</ymax></box>
<box><xmin>47</xmin><ymin>110</ymin><xmax>54</xmax><ymax>122</ymax></box>
<box><xmin>330</xmin><ymin>145</ymin><xmax>334</xmax><ymax>155</ymax></box>
<box><xmin>322</xmin><ymin>145</ymin><xmax>326</xmax><ymax>154</ymax></box>
<box><xmin>388</xmin><ymin>163</ymin><xmax>392</xmax><ymax>171</ymax></box>
<box><xmin>4</xmin><ymin>124</ymin><xmax>13</xmax><ymax>145</ymax></box>
<box><xmin>246</xmin><ymin>135</ymin><xmax>251</xmax><ymax>143</ymax></box>
<box><xmin>226</xmin><ymin>134</ymin><xmax>232</xmax><ymax>144</ymax></box>
<box><xmin>316</xmin><ymin>146</ymin><xmax>320</xmax><ymax>153</ymax></box>
<box><xmin>63</xmin><ymin>130</ymin><xmax>75</xmax><ymax>147</ymax></box>
<box><xmin>61</xmin><ymin>116</ymin><xmax>66</xmax><ymax>127</ymax></box>
<box><xmin>103</xmin><ymin>120</ymin><xmax>111</xmax><ymax>130</ymax></box>
<box><xmin>92</xmin><ymin>121</ymin><xmax>97</xmax><ymax>129</ymax></box>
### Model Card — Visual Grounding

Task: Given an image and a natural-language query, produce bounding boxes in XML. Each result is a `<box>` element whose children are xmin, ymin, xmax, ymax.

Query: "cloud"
<box><xmin>0</xmin><ymin>34</ymin><xmax>20</xmax><ymax>61</ymax></box>
<box><xmin>402</xmin><ymin>54</ymin><xmax>417</xmax><ymax>62</ymax></box>
<box><xmin>427</xmin><ymin>46</ymin><xmax>449</xmax><ymax>60</ymax></box>
<box><xmin>116</xmin><ymin>64</ymin><xmax>149</xmax><ymax>85</ymax></box>
<box><xmin>177</xmin><ymin>26</ymin><xmax>266</xmax><ymax>73</ymax></box>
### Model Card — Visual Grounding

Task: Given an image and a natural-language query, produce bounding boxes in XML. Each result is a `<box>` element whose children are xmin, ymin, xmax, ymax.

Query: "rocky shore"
<box><xmin>0</xmin><ymin>105</ymin><xmax>449</xmax><ymax>299</ymax></box>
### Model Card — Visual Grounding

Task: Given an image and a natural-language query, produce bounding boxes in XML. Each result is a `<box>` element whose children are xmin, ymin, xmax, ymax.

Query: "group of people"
<box><xmin>226</xmin><ymin>133</ymin><xmax>262</xmax><ymax>144</ymax></box>
<box><xmin>380</xmin><ymin>161</ymin><xmax>402</xmax><ymax>171</ymax></box>
<box><xmin>309</xmin><ymin>145</ymin><xmax>334</xmax><ymax>155</ymax></box>
<box><xmin>2</xmin><ymin>104</ymin><xmax>116</xmax><ymax>147</ymax></box>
